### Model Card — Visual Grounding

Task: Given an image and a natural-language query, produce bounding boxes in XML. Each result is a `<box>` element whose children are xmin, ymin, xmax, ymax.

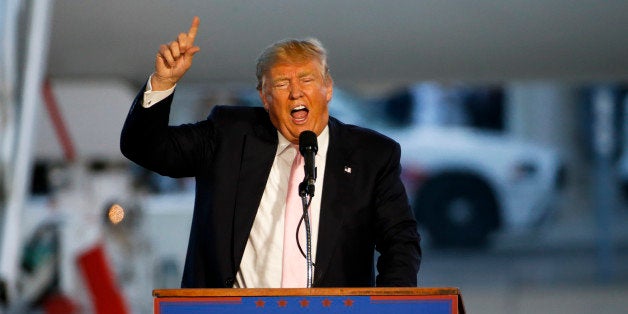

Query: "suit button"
<box><xmin>224</xmin><ymin>278</ymin><xmax>234</xmax><ymax>287</ymax></box>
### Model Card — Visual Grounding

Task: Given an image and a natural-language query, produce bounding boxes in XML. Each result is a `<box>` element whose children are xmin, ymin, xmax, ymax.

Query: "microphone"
<box><xmin>299</xmin><ymin>130</ymin><xmax>318</xmax><ymax>197</ymax></box>
<box><xmin>298</xmin><ymin>130</ymin><xmax>317</xmax><ymax>288</ymax></box>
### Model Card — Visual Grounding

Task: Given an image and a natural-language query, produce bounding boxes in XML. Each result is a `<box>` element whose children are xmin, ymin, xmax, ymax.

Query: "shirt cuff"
<box><xmin>142</xmin><ymin>75</ymin><xmax>176</xmax><ymax>108</ymax></box>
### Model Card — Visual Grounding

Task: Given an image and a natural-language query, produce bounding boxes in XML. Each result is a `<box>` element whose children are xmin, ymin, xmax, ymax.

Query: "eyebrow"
<box><xmin>274</xmin><ymin>72</ymin><xmax>314</xmax><ymax>83</ymax></box>
<box><xmin>271</xmin><ymin>77</ymin><xmax>290</xmax><ymax>85</ymax></box>
<box><xmin>298</xmin><ymin>70</ymin><xmax>316</xmax><ymax>78</ymax></box>
<box><xmin>273</xmin><ymin>71</ymin><xmax>315</xmax><ymax>80</ymax></box>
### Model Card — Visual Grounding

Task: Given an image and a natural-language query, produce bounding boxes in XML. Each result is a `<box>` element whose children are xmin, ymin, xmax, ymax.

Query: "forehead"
<box><xmin>267</xmin><ymin>59</ymin><xmax>324</xmax><ymax>78</ymax></box>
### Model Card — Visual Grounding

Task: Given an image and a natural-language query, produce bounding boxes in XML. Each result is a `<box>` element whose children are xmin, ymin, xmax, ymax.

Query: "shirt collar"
<box><xmin>276</xmin><ymin>126</ymin><xmax>330</xmax><ymax>158</ymax></box>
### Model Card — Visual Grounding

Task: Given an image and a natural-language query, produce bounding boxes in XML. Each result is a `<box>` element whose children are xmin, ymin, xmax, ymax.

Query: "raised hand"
<box><xmin>151</xmin><ymin>16</ymin><xmax>201</xmax><ymax>91</ymax></box>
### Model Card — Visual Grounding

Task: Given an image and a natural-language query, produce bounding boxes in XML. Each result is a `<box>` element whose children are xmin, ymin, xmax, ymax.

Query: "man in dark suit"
<box><xmin>121</xmin><ymin>16</ymin><xmax>420</xmax><ymax>288</ymax></box>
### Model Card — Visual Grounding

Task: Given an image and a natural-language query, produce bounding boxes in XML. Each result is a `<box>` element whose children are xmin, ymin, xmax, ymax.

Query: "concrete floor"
<box><xmin>418</xmin><ymin>201</ymin><xmax>628</xmax><ymax>314</ymax></box>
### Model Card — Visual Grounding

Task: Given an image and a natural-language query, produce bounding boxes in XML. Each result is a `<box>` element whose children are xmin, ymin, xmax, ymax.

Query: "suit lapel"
<box><xmin>228</xmin><ymin>114</ymin><xmax>354</xmax><ymax>283</ymax></box>
<box><xmin>314</xmin><ymin>118</ymin><xmax>354</xmax><ymax>285</ymax></box>
<box><xmin>232</xmin><ymin>118</ymin><xmax>277</xmax><ymax>268</ymax></box>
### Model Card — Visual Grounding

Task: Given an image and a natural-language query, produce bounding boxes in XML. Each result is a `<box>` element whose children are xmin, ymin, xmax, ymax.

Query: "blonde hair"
<box><xmin>255</xmin><ymin>38</ymin><xmax>330</xmax><ymax>90</ymax></box>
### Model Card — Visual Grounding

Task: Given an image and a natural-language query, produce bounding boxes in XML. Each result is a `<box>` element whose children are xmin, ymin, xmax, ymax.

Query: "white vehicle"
<box><xmin>391</xmin><ymin>126</ymin><xmax>564</xmax><ymax>246</ymax></box>
<box><xmin>330</xmin><ymin>84</ymin><xmax>565</xmax><ymax>247</ymax></box>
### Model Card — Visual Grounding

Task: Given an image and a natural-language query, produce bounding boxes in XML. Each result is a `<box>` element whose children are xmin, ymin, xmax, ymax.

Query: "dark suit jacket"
<box><xmin>120</xmin><ymin>89</ymin><xmax>421</xmax><ymax>288</ymax></box>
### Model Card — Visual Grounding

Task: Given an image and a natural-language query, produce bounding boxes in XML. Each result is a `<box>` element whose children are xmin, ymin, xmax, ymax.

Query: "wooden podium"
<box><xmin>153</xmin><ymin>287</ymin><xmax>465</xmax><ymax>314</ymax></box>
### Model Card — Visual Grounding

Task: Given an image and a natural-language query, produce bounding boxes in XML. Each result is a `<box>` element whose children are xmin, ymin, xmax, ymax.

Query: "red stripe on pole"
<box><xmin>77</xmin><ymin>244</ymin><xmax>129</xmax><ymax>314</ymax></box>
<box><xmin>42</xmin><ymin>79</ymin><xmax>76</xmax><ymax>161</ymax></box>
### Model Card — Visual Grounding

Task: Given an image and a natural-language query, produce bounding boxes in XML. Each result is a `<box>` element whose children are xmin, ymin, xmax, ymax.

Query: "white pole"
<box><xmin>0</xmin><ymin>0</ymin><xmax>21</xmax><ymax>303</ymax></box>
<box><xmin>1</xmin><ymin>0</ymin><xmax>19</xmax><ymax>192</ymax></box>
<box><xmin>0</xmin><ymin>0</ymin><xmax>54</xmax><ymax>302</ymax></box>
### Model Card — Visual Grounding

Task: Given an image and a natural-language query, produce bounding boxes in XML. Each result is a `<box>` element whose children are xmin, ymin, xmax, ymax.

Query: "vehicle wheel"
<box><xmin>415</xmin><ymin>174</ymin><xmax>499</xmax><ymax>247</ymax></box>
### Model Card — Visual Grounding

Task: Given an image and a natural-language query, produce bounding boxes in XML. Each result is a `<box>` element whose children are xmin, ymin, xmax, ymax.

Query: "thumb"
<box><xmin>187</xmin><ymin>46</ymin><xmax>201</xmax><ymax>58</ymax></box>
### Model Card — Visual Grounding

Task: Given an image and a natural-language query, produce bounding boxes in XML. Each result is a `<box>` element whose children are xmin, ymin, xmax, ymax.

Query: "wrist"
<box><xmin>150</xmin><ymin>74</ymin><xmax>176</xmax><ymax>91</ymax></box>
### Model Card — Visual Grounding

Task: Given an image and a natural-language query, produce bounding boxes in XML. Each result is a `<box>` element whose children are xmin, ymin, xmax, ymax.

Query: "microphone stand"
<box><xmin>298</xmin><ymin>182</ymin><xmax>314</xmax><ymax>288</ymax></box>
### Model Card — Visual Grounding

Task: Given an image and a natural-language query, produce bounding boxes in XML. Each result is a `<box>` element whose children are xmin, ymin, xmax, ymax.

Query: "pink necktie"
<box><xmin>281</xmin><ymin>146</ymin><xmax>307</xmax><ymax>287</ymax></box>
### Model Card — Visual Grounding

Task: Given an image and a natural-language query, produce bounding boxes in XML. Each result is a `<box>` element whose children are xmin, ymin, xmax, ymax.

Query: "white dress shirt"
<box><xmin>142</xmin><ymin>78</ymin><xmax>328</xmax><ymax>288</ymax></box>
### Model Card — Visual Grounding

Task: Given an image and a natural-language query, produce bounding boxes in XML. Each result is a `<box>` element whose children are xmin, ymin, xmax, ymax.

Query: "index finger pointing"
<box><xmin>188</xmin><ymin>16</ymin><xmax>200</xmax><ymax>40</ymax></box>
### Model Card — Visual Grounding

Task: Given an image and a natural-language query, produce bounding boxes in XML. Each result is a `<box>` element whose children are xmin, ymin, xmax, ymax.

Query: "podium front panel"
<box><xmin>154</xmin><ymin>288</ymin><xmax>463</xmax><ymax>314</ymax></box>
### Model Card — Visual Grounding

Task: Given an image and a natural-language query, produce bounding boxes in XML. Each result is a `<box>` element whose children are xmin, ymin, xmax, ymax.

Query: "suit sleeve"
<box><xmin>373</xmin><ymin>141</ymin><xmax>422</xmax><ymax>286</ymax></box>
<box><xmin>120</xmin><ymin>87</ymin><xmax>217</xmax><ymax>178</ymax></box>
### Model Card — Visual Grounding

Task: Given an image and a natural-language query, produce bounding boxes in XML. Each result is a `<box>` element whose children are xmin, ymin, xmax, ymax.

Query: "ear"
<box><xmin>258</xmin><ymin>89</ymin><xmax>269</xmax><ymax>111</ymax></box>
<box><xmin>325</xmin><ymin>77</ymin><xmax>333</xmax><ymax>102</ymax></box>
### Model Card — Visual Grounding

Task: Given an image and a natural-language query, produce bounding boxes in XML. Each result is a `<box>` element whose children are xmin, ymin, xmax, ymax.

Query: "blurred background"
<box><xmin>2</xmin><ymin>0</ymin><xmax>628</xmax><ymax>313</ymax></box>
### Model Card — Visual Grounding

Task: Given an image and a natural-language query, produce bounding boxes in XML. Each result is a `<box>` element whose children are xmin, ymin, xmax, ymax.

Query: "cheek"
<box><xmin>267</xmin><ymin>105</ymin><xmax>286</xmax><ymax>123</ymax></box>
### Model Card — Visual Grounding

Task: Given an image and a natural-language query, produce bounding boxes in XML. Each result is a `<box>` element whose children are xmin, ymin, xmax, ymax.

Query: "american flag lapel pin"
<box><xmin>344</xmin><ymin>166</ymin><xmax>352</xmax><ymax>174</ymax></box>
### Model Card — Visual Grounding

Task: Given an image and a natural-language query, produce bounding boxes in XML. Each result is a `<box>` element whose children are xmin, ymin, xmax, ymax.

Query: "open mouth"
<box><xmin>291</xmin><ymin>105</ymin><xmax>309</xmax><ymax>123</ymax></box>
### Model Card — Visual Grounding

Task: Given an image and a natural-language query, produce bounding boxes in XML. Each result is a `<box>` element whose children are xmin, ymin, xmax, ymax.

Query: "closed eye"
<box><xmin>273</xmin><ymin>81</ymin><xmax>289</xmax><ymax>89</ymax></box>
<box><xmin>300</xmin><ymin>76</ymin><xmax>315</xmax><ymax>83</ymax></box>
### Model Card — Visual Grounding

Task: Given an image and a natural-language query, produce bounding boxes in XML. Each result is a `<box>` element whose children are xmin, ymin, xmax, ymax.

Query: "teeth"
<box><xmin>292</xmin><ymin>105</ymin><xmax>306</xmax><ymax>112</ymax></box>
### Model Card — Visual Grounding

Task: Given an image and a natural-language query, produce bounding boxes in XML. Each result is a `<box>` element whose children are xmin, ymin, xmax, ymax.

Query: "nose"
<box><xmin>289</xmin><ymin>81</ymin><xmax>303</xmax><ymax>99</ymax></box>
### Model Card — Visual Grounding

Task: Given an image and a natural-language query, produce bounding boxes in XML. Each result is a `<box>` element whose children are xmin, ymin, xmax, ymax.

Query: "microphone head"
<box><xmin>299</xmin><ymin>130</ymin><xmax>318</xmax><ymax>155</ymax></box>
